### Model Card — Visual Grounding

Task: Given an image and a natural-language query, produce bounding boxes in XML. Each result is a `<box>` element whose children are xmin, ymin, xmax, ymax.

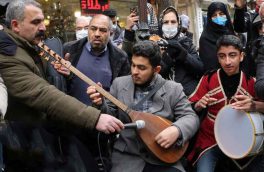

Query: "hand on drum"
<box><xmin>155</xmin><ymin>126</ymin><xmax>180</xmax><ymax>149</ymax></box>
<box><xmin>231</xmin><ymin>95</ymin><xmax>255</xmax><ymax>111</ymax></box>
<box><xmin>194</xmin><ymin>94</ymin><xmax>217</xmax><ymax>111</ymax></box>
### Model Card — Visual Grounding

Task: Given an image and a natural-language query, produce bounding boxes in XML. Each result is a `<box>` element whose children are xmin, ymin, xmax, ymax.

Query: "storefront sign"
<box><xmin>81</xmin><ymin>0</ymin><xmax>109</xmax><ymax>15</ymax></box>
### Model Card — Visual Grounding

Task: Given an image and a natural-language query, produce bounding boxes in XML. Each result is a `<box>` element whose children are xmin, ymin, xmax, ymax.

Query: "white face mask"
<box><xmin>76</xmin><ymin>29</ymin><xmax>88</xmax><ymax>40</ymax></box>
<box><xmin>162</xmin><ymin>25</ymin><xmax>178</xmax><ymax>39</ymax></box>
<box><xmin>112</xmin><ymin>24</ymin><xmax>117</xmax><ymax>31</ymax></box>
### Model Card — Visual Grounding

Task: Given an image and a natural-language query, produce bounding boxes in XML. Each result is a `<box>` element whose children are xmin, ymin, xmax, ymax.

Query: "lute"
<box><xmin>37</xmin><ymin>42</ymin><xmax>189</xmax><ymax>164</ymax></box>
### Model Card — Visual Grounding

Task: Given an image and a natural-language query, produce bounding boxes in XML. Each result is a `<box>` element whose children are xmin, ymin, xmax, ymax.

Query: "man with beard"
<box><xmin>63</xmin><ymin>14</ymin><xmax>130</xmax><ymax>171</ymax></box>
<box><xmin>0</xmin><ymin>0</ymin><xmax>124</xmax><ymax>171</ymax></box>
<box><xmin>87</xmin><ymin>40</ymin><xmax>199</xmax><ymax>172</ymax></box>
<box><xmin>63</xmin><ymin>14</ymin><xmax>130</xmax><ymax>106</ymax></box>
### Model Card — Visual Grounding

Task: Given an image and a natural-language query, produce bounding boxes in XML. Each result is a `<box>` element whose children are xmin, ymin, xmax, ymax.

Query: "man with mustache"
<box><xmin>87</xmin><ymin>40</ymin><xmax>199</xmax><ymax>172</ymax></box>
<box><xmin>0</xmin><ymin>0</ymin><xmax>124</xmax><ymax>171</ymax></box>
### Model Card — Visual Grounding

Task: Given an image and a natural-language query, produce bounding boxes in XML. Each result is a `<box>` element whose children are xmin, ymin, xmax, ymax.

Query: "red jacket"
<box><xmin>187</xmin><ymin>69</ymin><xmax>255</xmax><ymax>164</ymax></box>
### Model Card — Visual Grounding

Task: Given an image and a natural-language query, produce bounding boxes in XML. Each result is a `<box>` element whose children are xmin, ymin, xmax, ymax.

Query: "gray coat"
<box><xmin>100</xmin><ymin>74</ymin><xmax>199</xmax><ymax>172</ymax></box>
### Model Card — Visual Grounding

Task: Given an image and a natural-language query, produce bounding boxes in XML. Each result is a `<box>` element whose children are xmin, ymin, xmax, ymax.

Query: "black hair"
<box><xmin>132</xmin><ymin>40</ymin><xmax>161</xmax><ymax>67</ymax></box>
<box><xmin>215</xmin><ymin>34</ymin><xmax>251</xmax><ymax>80</ymax></box>
<box><xmin>216</xmin><ymin>35</ymin><xmax>243</xmax><ymax>52</ymax></box>
<box><xmin>102</xmin><ymin>9</ymin><xmax>117</xmax><ymax>18</ymax></box>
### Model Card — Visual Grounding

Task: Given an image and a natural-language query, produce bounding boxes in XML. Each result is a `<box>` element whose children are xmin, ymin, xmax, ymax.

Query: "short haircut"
<box><xmin>5</xmin><ymin>0</ymin><xmax>41</xmax><ymax>27</ymax></box>
<box><xmin>89</xmin><ymin>14</ymin><xmax>112</xmax><ymax>30</ymax></box>
<box><xmin>216</xmin><ymin>35</ymin><xmax>243</xmax><ymax>52</ymax></box>
<box><xmin>132</xmin><ymin>40</ymin><xmax>161</xmax><ymax>67</ymax></box>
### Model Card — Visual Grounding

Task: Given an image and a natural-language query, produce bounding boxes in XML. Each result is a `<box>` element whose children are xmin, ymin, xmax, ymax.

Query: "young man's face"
<box><xmin>131</xmin><ymin>55</ymin><xmax>160</xmax><ymax>85</ymax></box>
<box><xmin>12</xmin><ymin>5</ymin><xmax>45</xmax><ymax>45</ymax></box>
<box><xmin>217</xmin><ymin>45</ymin><xmax>244</xmax><ymax>76</ymax></box>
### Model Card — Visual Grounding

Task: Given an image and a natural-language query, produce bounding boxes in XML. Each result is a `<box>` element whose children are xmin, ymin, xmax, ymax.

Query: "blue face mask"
<box><xmin>212</xmin><ymin>16</ymin><xmax>227</xmax><ymax>26</ymax></box>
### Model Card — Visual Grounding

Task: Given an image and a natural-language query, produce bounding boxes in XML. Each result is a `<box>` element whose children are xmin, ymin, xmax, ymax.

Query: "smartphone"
<box><xmin>130</xmin><ymin>6</ymin><xmax>138</xmax><ymax>15</ymax></box>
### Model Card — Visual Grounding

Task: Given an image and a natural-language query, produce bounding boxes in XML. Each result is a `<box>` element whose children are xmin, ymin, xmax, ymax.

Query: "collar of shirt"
<box><xmin>86</xmin><ymin>42</ymin><xmax>107</xmax><ymax>56</ymax></box>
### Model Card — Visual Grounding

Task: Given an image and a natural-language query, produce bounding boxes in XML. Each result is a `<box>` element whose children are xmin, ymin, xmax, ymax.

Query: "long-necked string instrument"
<box><xmin>37</xmin><ymin>42</ymin><xmax>188</xmax><ymax>164</ymax></box>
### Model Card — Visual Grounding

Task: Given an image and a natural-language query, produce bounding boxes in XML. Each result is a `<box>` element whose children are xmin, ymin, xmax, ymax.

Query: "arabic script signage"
<box><xmin>81</xmin><ymin>0</ymin><xmax>109</xmax><ymax>15</ymax></box>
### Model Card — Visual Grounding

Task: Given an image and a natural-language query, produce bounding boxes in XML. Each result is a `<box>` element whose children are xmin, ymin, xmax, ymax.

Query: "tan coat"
<box><xmin>0</xmin><ymin>29</ymin><xmax>100</xmax><ymax>130</ymax></box>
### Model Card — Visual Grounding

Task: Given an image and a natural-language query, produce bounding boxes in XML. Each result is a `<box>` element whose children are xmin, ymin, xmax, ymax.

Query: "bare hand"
<box><xmin>195</xmin><ymin>94</ymin><xmax>217</xmax><ymax>111</ymax></box>
<box><xmin>126</xmin><ymin>12</ymin><xmax>139</xmax><ymax>30</ymax></box>
<box><xmin>51</xmin><ymin>53</ymin><xmax>71</xmax><ymax>76</ymax></box>
<box><xmin>231</xmin><ymin>95</ymin><xmax>255</xmax><ymax>111</ymax></box>
<box><xmin>155</xmin><ymin>126</ymin><xmax>180</xmax><ymax>149</ymax></box>
<box><xmin>87</xmin><ymin>83</ymin><xmax>103</xmax><ymax>105</ymax></box>
<box><xmin>96</xmin><ymin>114</ymin><xmax>124</xmax><ymax>134</ymax></box>
<box><xmin>235</xmin><ymin>0</ymin><xmax>246</xmax><ymax>8</ymax></box>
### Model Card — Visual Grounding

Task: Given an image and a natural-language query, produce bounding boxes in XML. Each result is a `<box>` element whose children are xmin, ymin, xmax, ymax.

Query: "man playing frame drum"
<box><xmin>187</xmin><ymin>35</ymin><xmax>264</xmax><ymax>172</ymax></box>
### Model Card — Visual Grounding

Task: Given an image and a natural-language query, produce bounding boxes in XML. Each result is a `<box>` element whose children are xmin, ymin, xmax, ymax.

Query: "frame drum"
<box><xmin>215</xmin><ymin>106</ymin><xmax>264</xmax><ymax>159</ymax></box>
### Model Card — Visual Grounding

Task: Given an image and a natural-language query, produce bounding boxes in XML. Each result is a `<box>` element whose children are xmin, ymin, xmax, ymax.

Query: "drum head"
<box><xmin>215</xmin><ymin>106</ymin><xmax>254</xmax><ymax>159</ymax></box>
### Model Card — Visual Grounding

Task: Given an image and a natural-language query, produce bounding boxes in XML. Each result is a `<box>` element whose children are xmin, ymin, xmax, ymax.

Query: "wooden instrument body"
<box><xmin>37</xmin><ymin>42</ymin><xmax>188</xmax><ymax>164</ymax></box>
<box><xmin>129</xmin><ymin>110</ymin><xmax>189</xmax><ymax>164</ymax></box>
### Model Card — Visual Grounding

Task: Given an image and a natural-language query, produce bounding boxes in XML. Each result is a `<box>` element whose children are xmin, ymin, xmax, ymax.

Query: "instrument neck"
<box><xmin>37</xmin><ymin>42</ymin><xmax>130</xmax><ymax>113</ymax></box>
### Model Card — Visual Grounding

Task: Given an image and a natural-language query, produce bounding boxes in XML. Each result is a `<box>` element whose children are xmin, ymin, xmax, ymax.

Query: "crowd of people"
<box><xmin>1</xmin><ymin>0</ymin><xmax>264</xmax><ymax>172</ymax></box>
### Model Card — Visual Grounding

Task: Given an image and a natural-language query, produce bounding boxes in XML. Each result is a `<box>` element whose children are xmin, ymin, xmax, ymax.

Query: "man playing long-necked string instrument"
<box><xmin>87</xmin><ymin>40</ymin><xmax>199</xmax><ymax>172</ymax></box>
<box><xmin>187</xmin><ymin>35</ymin><xmax>264</xmax><ymax>172</ymax></box>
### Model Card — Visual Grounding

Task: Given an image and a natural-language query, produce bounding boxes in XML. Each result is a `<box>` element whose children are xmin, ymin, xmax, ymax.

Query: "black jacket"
<box><xmin>234</xmin><ymin>5</ymin><xmax>261</xmax><ymax>76</ymax></box>
<box><xmin>159</xmin><ymin>6</ymin><xmax>203</xmax><ymax>96</ymax></box>
<box><xmin>161</xmin><ymin>36</ymin><xmax>203</xmax><ymax>96</ymax></box>
<box><xmin>199</xmin><ymin>2</ymin><xmax>235</xmax><ymax>73</ymax></box>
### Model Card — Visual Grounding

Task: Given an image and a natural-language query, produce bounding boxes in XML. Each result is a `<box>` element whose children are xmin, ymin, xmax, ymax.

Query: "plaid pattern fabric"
<box><xmin>134</xmin><ymin>89</ymin><xmax>153</xmax><ymax>112</ymax></box>
<box><xmin>133</xmin><ymin>74</ymin><xmax>158</xmax><ymax>112</ymax></box>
